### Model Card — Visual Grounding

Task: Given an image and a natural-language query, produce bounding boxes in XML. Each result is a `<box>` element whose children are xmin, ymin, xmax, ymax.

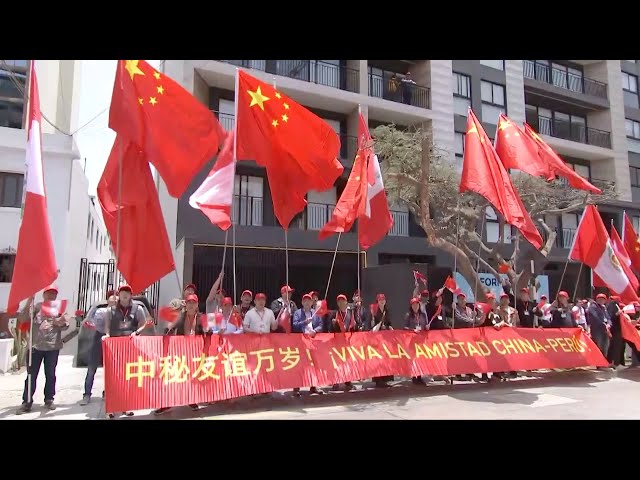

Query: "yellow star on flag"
<box><xmin>125</xmin><ymin>60</ymin><xmax>145</xmax><ymax>80</ymax></box>
<box><xmin>153</xmin><ymin>72</ymin><xmax>161</xmax><ymax>80</ymax></box>
<box><xmin>281</xmin><ymin>114</ymin><xmax>288</xmax><ymax>122</ymax></box>
<box><xmin>498</xmin><ymin>119</ymin><xmax>511</xmax><ymax>130</ymax></box>
<box><xmin>248</xmin><ymin>86</ymin><xmax>270</xmax><ymax>111</ymax></box>
<box><xmin>467</xmin><ymin>124</ymin><xmax>478</xmax><ymax>135</ymax></box>
<box><xmin>275</xmin><ymin>92</ymin><xmax>282</xmax><ymax>99</ymax></box>
<box><xmin>157</xmin><ymin>86</ymin><xmax>164</xmax><ymax>95</ymax></box>
<box><xmin>138</xmin><ymin>98</ymin><xmax>144</xmax><ymax>105</ymax></box>
<box><xmin>272</xmin><ymin>119</ymin><xmax>279</xmax><ymax>127</ymax></box>
<box><xmin>283</xmin><ymin>103</ymin><xmax>289</xmax><ymax>110</ymax></box>
<box><xmin>149</xmin><ymin>97</ymin><xmax>158</xmax><ymax>106</ymax></box>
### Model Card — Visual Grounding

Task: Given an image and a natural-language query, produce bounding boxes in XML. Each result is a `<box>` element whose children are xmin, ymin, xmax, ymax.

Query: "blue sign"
<box><xmin>454</xmin><ymin>273</ymin><xmax>550</xmax><ymax>303</ymax></box>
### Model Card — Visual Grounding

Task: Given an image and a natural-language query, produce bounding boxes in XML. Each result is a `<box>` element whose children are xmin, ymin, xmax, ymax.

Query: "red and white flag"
<box><xmin>357</xmin><ymin>113</ymin><xmax>393</xmax><ymax>250</ymax></box>
<box><xmin>593</xmin><ymin>224</ymin><xmax>640</xmax><ymax>293</ymax></box>
<box><xmin>6</xmin><ymin>62</ymin><xmax>57</xmax><ymax>313</ymax></box>
<box><xmin>189</xmin><ymin>131</ymin><xmax>235</xmax><ymax>231</ymax></box>
<box><xmin>315</xmin><ymin>299</ymin><xmax>328</xmax><ymax>317</ymax></box>
<box><xmin>570</xmin><ymin>205</ymin><xmax>639</xmax><ymax>304</ymax></box>
<box><xmin>413</xmin><ymin>270</ymin><xmax>427</xmax><ymax>286</ymax></box>
<box><xmin>277</xmin><ymin>306</ymin><xmax>292</xmax><ymax>333</ymax></box>
<box><xmin>623</xmin><ymin>212</ymin><xmax>640</xmax><ymax>274</ymax></box>
<box><xmin>40</xmin><ymin>300</ymin><xmax>68</xmax><ymax>318</ymax></box>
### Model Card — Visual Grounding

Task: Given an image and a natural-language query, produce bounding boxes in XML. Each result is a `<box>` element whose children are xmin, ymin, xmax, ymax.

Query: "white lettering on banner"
<box><xmin>454</xmin><ymin>273</ymin><xmax>550</xmax><ymax>303</ymax></box>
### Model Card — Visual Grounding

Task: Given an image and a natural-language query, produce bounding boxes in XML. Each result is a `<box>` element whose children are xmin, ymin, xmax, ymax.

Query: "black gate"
<box><xmin>76</xmin><ymin>258</ymin><xmax>160</xmax><ymax>319</ymax></box>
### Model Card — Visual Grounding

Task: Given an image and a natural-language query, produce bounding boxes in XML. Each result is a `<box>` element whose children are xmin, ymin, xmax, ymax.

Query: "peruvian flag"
<box><xmin>413</xmin><ymin>270</ymin><xmax>427</xmax><ymax>286</ymax></box>
<box><xmin>623</xmin><ymin>212</ymin><xmax>640</xmax><ymax>274</ymax></box>
<box><xmin>570</xmin><ymin>205</ymin><xmax>639</xmax><ymax>304</ymax></box>
<box><xmin>593</xmin><ymin>224</ymin><xmax>640</xmax><ymax>293</ymax></box>
<box><xmin>189</xmin><ymin>131</ymin><xmax>235</xmax><ymax>231</ymax></box>
<box><xmin>40</xmin><ymin>300</ymin><xmax>68</xmax><ymax>317</ymax></box>
<box><xmin>277</xmin><ymin>306</ymin><xmax>292</xmax><ymax>333</ymax></box>
<box><xmin>315</xmin><ymin>299</ymin><xmax>328</xmax><ymax>317</ymax></box>
<box><xmin>357</xmin><ymin>114</ymin><xmax>393</xmax><ymax>250</ymax></box>
<box><xmin>6</xmin><ymin>62</ymin><xmax>57</xmax><ymax>313</ymax></box>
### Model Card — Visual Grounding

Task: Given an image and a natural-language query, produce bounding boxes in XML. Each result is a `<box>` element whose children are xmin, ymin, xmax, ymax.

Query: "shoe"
<box><xmin>44</xmin><ymin>400</ymin><xmax>56</xmax><ymax>411</ymax></box>
<box><xmin>375</xmin><ymin>382</ymin><xmax>390</xmax><ymax>389</ymax></box>
<box><xmin>80</xmin><ymin>395</ymin><xmax>91</xmax><ymax>406</ymax></box>
<box><xmin>108</xmin><ymin>413</ymin><xmax>116</xmax><ymax>419</ymax></box>
<box><xmin>154</xmin><ymin>407</ymin><xmax>171</xmax><ymax>416</ymax></box>
<box><xmin>309</xmin><ymin>387</ymin><xmax>323</xmax><ymax>395</ymax></box>
<box><xmin>188</xmin><ymin>404</ymin><xmax>199</xmax><ymax>411</ymax></box>
<box><xmin>102</xmin><ymin>391</ymin><xmax>105</xmax><ymax>398</ymax></box>
<box><xmin>344</xmin><ymin>382</ymin><xmax>356</xmax><ymax>392</ymax></box>
<box><xmin>292</xmin><ymin>390</ymin><xmax>302</xmax><ymax>398</ymax></box>
<box><xmin>331</xmin><ymin>384</ymin><xmax>340</xmax><ymax>391</ymax></box>
<box><xmin>123</xmin><ymin>411</ymin><xmax>134</xmax><ymax>416</ymax></box>
<box><xmin>16</xmin><ymin>402</ymin><xmax>32</xmax><ymax>415</ymax></box>
<box><xmin>414</xmin><ymin>377</ymin><xmax>427</xmax><ymax>385</ymax></box>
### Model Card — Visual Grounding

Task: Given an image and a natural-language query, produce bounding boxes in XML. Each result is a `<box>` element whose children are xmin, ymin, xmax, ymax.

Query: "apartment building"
<box><xmin>157</xmin><ymin>60</ymin><xmax>640</xmax><ymax>305</ymax></box>
<box><xmin>0</xmin><ymin>60</ymin><xmax>110</xmax><ymax>314</ymax></box>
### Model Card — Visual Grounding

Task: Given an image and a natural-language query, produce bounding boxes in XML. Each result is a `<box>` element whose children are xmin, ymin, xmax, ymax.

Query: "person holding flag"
<box><xmin>587</xmin><ymin>294</ymin><xmax>613</xmax><ymax>359</ymax></box>
<box><xmin>271</xmin><ymin>286</ymin><xmax>297</xmax><ymax>333</ymax></box>
<box><xmin>16</xmin><ymin>286</ymin><xmax>70</xmax><ymax>414</ymax></box>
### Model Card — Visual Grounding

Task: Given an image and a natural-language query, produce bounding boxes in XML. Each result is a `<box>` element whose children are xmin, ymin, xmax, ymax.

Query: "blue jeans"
<box><xmin>83</xmin><ymin>332</ymin><xmax>103</xmax><ymax>397</ymax></box>
<box><xmin>22</xmin><ymin>348</ymin><xmax>60</xmax><ymax>404</ymax></box>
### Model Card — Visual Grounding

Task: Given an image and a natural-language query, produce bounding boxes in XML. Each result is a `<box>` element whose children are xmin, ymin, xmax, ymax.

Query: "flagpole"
<box><xmin>356</xmin><ymin>104</ymin><xmax>362</xmax><ymax>300</ymax></box>
<box><xmin>114</xmin><ymin>139</ymin><xmax>124</xmax><ymax>284</ymax></box>
<box><xmin>325</xmin><ymin>233</ymin><xmax>342</xmax><ymax>300</ymax></box>
<box><xmin>572</xmin><ymin>262</ymin><xmax>584</xmax><ymax>302</ymax></box>
<box><xmin>451</xmin><ymin>197</ymin><xmax>462</xmax><ymax>329</ymax></box>
<box><xmin>26</xmin><ymin>298</ymin><xmax>34</xmax><ymax>405</ymax></box>
<box><xmin>472</xmin><ymin>212</ymin><xmax>487</xmax><ymax>306</ymax></box>
<box><xmin>271</xmin><ymin>75</ymin><xmax>290</xmax><ymax>292</ymax></box>
<box><xmin>512</xmin><ymin>231</ymin><xmax>519</xmax><ymax>305</ymax></box>
<box><xmin>232</xmin><ymin>68</ymin><xmax>240</xmax><ymax>305</ymax></box>
<box><xmin>558</xmin><ymin>202</ymin><xmax>588</xmax><ymax>296</ymax></box>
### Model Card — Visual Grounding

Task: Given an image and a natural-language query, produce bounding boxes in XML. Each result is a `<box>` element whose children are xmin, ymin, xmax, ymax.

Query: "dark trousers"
<box><xmin>591</xmin><ymin>328</ymin><xmax>610</xmax><ymax>358</ymax></box>
<box><xmin>83</xmin><ymin>332</ymin><xmax>103</xmax><ymax>396</ymax></box>
<box><xmin>22</xmin><ymin>348</ymin><xmax>60</xmax><ymax>404</ymax></box>
<box><xmin>607</xmin><ymin>331</ymin><xmax>624</xmax><ymax>365</ymax></box>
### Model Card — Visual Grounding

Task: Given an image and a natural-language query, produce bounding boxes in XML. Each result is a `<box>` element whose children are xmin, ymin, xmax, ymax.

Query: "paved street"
<box><xmin>1</xmin><ymin>334</ymin><xmax>640</xmax><ymax>420</ymax></box>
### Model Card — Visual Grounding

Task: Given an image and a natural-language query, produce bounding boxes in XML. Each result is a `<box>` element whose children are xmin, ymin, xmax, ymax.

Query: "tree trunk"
<box><xmin>431</xmin><ymin>238</ymin><xmax>488</xmax><ymax>302</ymax></box>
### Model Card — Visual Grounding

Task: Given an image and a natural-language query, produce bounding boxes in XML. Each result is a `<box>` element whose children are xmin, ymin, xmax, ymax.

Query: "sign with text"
<box><xmin>455</xmin><ymin>273</ymin><xmax>549</xmax><ymax>302</ymax></box>
<box><xmin>103</xmin><ymin>328</ymin><xmax>607</xmax><ymax>413</ymax></box>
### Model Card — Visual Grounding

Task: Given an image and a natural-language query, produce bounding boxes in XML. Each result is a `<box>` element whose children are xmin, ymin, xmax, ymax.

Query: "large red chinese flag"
<box><xmin>318</xmin><ymin>142</ymin><xmax>368</xmax><ymax>240</ymax></box>
<box><xmin>235</xmin><ymin>70</ymin><xmax>343</xmax><ymax>229</ymax></box>
<box><xmin>109</xmin><ymin>60</ymin><xmax>225</xmax><ymax>198</ymax></box>
<box><xmin>459</xmin><ymin>109</ymin><xmax>543</xmax><ymax>249</ymax></box>
<box><xmin>7</xmin><ymin>62</ymin><xmax>58</xmax><ymax>313</ymax></box>
<box><xmin>569</xmin><ymin>205</ymin><xmax>638</xmax><ymax>304</ymax></box>
<box><xmin>494</xmin><ymin>114</ymin><xmax>553</xmax><ymax>180</ymax></box>
<box><xmin>593</xmin><ymin>224</ymin><xmax>640</xmax><ymax>293</ymax></box>
<box><xmin>623</xmin><ymin>212</ymin><xmax>640</xmax><ymax>273</ymax></box>
<box><xmin>97</xmin><ymin>137</ymin><xmax>175</xmax><ymax>293</ymax></box>
<box><xmin>357</xmin><ymin>113</ymin><xmax>393</xmax><ymax>250</ymax></box>
<box><xmin>522</xmin><ymin>123</ymin><xmax>601</xmax><ymax>194</ymax></box>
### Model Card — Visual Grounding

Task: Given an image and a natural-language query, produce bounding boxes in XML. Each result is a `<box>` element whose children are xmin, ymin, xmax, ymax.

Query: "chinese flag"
<box><xmin>97</xmin><ymin>137</ymin><xmax>175</xmax><ymax>293</ymax></box>
<box><xmin>318</xmin><ymin>141</ymin><xmax>368</xmax><ymax>240</ymax></box>
<box><xmin>522</xmin><ymin>123</ymin><xmax>601</xmax><ymax>194</ymax></box>
<box><xmin>621</xmin><ymin>310</ymin><xmax>640</xmax><ymax>350</ymax></box>
<box><xmin>623</xmin><ymin>212</ymin><xmax>640</xmax><ymax>273</ymax></box>
<box><xmin>7</xmin><ymin>62</ymin><xmax>58</xmax><ymax>313</ymax></box>
<box><xmin>236</xmin><ymin>70</ymin><xmax>343</xmax><ymax>229</ymax></box>
<box><xmin>109</xmin><ymin>60</ymin><xmax>225</xmax><ymax>198</ymax></box>
<box><xmin>444</xmin><ymin>275</ymin><xmax>457</xmax><ymax>292</ymax></box>
<box><xmin>276</xmin><ymin>307</ymin><xmax>292</xmax><ymax>333</ymax></box>
<box><xmin>494</xmin><ymin>114</ymin><xmax>554</xmax><ymax>181</ymax></box>
<box><xmin>498</xmin><ymin>262</ymin><xmax>510</xmax><ymax>274</ymax></box>
<box><xmin>459</xmin><ymin>110</ymin><xmax>543</xmax><ymax>249</ymax></box>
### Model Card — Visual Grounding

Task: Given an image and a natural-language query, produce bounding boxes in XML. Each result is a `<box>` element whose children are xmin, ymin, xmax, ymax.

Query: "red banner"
<box><xmin>103</xmin><ymin>328</ymin><xmax>607</xmax><ymax>413</ymax></box>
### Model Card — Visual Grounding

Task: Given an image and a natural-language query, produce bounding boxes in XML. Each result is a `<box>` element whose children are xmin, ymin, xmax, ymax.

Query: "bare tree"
<box><xmin>372</xmin><ymin>124</ymin><xmax>617</xmax><ymax>301</ymax></box>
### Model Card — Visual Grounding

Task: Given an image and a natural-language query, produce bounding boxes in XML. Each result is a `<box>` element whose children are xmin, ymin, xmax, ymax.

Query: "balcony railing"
<box><xmin>368</xmin><ymin>70</ymin><xmax>430</xmax><ymax>109</ymax></box>
<box><xmin>306</xmin><ymin>202</ymin><xmax>335</xmax><ymax>231</ymax></box>
<box><xmin>526</xmin><ymin>114</ymin><xmax>612</xmax><ymax>149</ymax></box>
<box><xmin>220</xmin><ymin>60</ymin><xmax>359</xmax><ymax>93</ymax></box>
<box><xmin>214</xmin><ymin>111</ymin><xmax>235</xmax><ymax>132</ymax></box>
<box><xmin>554</xmin><ymin>228</ymin><xmax>576</xmax><ymax>249</ymax></box>
<box><xmin>232</xmin><ymin>195</ymin><xmax>263</xmax><ymax>227</ymax></box>
<box><xmin>388</xmin><ymin>211</ymin><xmax>409</xmax><ymax>237</ymax></box>
<box><xmin>523</xmin><ymin>60</ymin><xmax>608</xmax><ymax>100</ymax></box>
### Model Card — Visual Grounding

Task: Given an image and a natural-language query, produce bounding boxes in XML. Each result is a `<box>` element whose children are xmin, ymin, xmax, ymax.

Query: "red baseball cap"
<box><xmin>185</xmin><ymin>294</ymin><xmax>199</xmax><ymax>303</ymax></box>
<box><xmin>302</xmin><ymin>293</ymin><xmax>312</xmax><ymax>301</ymax></box>
<box><xmin>596</xmin><ymin>293</ymin><xmax>608</xmax><ymax>300</ymax></box>
<box><xmin>540</xmin><ymin>294</ymin><xmax>548</xmax><ymax>299</ymax></box>
<box><xmin>520</xmin><ymin>288</ymin><xmax>529</xmax><ymax>293</ymax></box>
<box><xmin>241</xmin><ymin>290</ymin><xmax>253</xmax><ymax>298</ymax></box>
<box><xmin>420</xmin><ymin>289</ymin><xmax>429</xmax><ymax>297</ymax></box>
<box><xmin>221</xmin><ymin>297</ymin><xmax>233</xmax><ymax>306</ymax></box>
<box><xmin>486</xmin><ymin>293</ymin><xmax>496</xmax><ymax>300</ymax></box>
<box><xmin>44</xmin><ymin>284</ymin><xmax>58</xmax><ymax>294</ymax></box>
<box><xmin>336</xmin><ymin>294</ymin><xmax>348</xmax><ymax>302</ymax></box>
<box><xmin>255</xmin><ymin>293</ymin><xmax>267</xmax><ymax>300</ymax></box>
<box><xmin>410</xmin><ymin>297</ymin><xmax>420</xmax><ymax>305</ymax></box>
<box><xmin>183</xmin><ymin>283</ymin><xmax>196</xmax><ymax>292</ymax></box>
<box><xmin>118</xmin><ymin>285</ymin><xmax>132</xmax><ymax>294</ymax></box>
<box><xmin>457</xmin><ymin>292</ymin><xmax>467</xmax><ymax>298</ymax></box>
<box><xmin>376</xmin><ymin>293</ymin><xmax>386</xmax><ymax>301</ymax></box>
<box><xmin>557</xmin><ymin>291</ymin><xmax>569</xmax><ymax>298</ymax></box>
<box><xmin>280</xmin><ymin>285</ymin><xmax>294</xmax><ymax>294</ymax></box>
<box><xmin>500</xmin><ymin>293</ymin><xmax>509</xmax><ymax>299</ymax></box>
<box><xmin>310</xmin><ymin>291</ymin><xmax>320</xmax><ymax>297</ymax></box>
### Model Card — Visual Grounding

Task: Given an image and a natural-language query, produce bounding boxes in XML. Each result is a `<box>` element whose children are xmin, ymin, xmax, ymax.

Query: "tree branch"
<box><xmin>461</xmin><ymin>243</ymin><xmax>502</xmax><ymax>280</ymax></box>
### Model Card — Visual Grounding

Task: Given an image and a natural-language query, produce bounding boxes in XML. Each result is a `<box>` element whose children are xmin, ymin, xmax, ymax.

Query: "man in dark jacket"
<box><xmin>587</xmin><ymin>293</ymin><xmax>612</xmax><ymax>360</ymax></box>
<box><xmin>550</xmin><ymin>291</ymin><xmax>576</xmax><ymax>328</ymax></box>
<box><xmin>271</xmin><ymin>285</ymin><xmax>297</xmax><ymax>333</ymax></box>
<box><xmin>515</xmin><ymin>288</ymin><xmax>542</xmax><ymax>328</ymax></box>
<box><xmin>606</xmin><ymin>296</ymin><xmax>625</xmax><ymax>366</ymax></box>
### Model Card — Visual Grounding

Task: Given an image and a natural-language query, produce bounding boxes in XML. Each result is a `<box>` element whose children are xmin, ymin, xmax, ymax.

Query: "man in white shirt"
<box><xmin>243</xmin><ymin>293</ymin><xmax>278</xmax><ymax>334</ymax></box>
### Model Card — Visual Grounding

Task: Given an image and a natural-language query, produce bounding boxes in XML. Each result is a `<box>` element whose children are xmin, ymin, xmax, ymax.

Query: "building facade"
<box><xmin>0</xmin><ymin>60</ymin><xmax>110</xmax><ymax>313</ymax></box>
<box><xmin>156</xmin><ymin>60</ymin><xmax>640</xmax><ymax>307</ymax></box>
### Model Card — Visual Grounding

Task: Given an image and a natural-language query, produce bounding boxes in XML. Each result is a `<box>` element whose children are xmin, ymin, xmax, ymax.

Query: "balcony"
<box><xmin>526</xmin><ymin>114</ymin><xmax>611</xmax><ymax>149</ymax></box>
<box><xmin>220</xmin><ymin>60</ymin><xmax>359</xmax><ymax>93</ymax></box>
<box><xmin>305</xmin><ymin>202</ymin><xmax>335</xmax><ymax>231</ymax></box>
<box><xmin>555</xmin><ymin>228</ymin><xmax>576</xmax><ymax>249</ymax></box>
<box><xmin>215</xmin><ymin>112</ymin><xmax>235</xmax><ymax>132</ymax></box>
<box><xmin>232</xmin><ymin>195</ymin><xmax>263</xmax><ymax>227</ymax></box>
<box><xmin>523</xmin><ymin>60</ymin><xmax>608</xmax><ymax>100</ymax></box>
<box><xmin>388</xmin><ymin>211</ymin><xmax>409</xmax><ymax>237</ymax></box>
<box><xmin>368</xmin><ymin>69</ymin><xmax>430</xmax><ymax>109</ymax></box>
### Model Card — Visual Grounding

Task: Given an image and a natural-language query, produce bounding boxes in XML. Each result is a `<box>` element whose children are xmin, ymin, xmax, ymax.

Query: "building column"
<box><xmin>427</xmin><ymin>60</ymin><xmax>455</xmax><ymax>162</ymax></box>
<box><xmin>504</xmin><ymin>60</ymin><xmax>526</xmax><ymax>125</ymax></box>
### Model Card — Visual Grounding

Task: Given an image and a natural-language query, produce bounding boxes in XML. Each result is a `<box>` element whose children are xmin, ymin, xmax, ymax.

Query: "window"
<box><xmin>0</xmin><ymin>62</ymin><xmax>27</xmax><ymax>129</ymax></box>
<box><xmin>454</xmin><ymin>131</ymin><xmax>464</xmax><ymax>172</ymax></box>
<box><xmin>453</xmin><ymin>72</ymin><xmax>471</xmax><ymax>117</ymax></box>
<box><xmin>0</xmin><ymin>172</ymin><xmax>23</xmax><ymax>208</ymax></box>
<box><xmin>481</xmin><ymin>81</ymin><xmax>505</xmax><ymax>125</ymax></box>
<box><xmin>485</xmin><ymin>207</ymin><xmax>512</xmax><ymax>244</ymax></box>
<box><xmin>633</xmin><ymin>216</ymin><xmax>640</xmax><ymax>234</ymax></box>
<box><xmin>0</xmin><ymin>253</ymin><xmax>15</xmax><ymax>282</ymax></box>
<box><xmin>626</xmin><ymin>119</ymin><xmax>640</xmax><ymax>139</ymax></box>
<box><xmin>550</xmin><ymin>63</ymin><xmax>583</xmax><ymax>93</ymax></box>
<box><xmin>623</xmin><ymin>72</ymin><xmax>638</xmax><ymax>93</ymax></box>
<box><xmin>87</xmin><ymin>213</ymin><xmax>91</xmax><ymax>238</ymax></box>
<box><xmin>480</xmin><ymin>60</ymin><xmax>504</xmax><ymax>71</ymax></box>
<box><xmin>233</xmin><ymin>175</ymin><xmax>263</xmax><ymax>226</ymax></box>
<box><xmin>561</xmin><ymin>213</ymin><xmax>579</xmax><ymax>249</ymax></box>
<box><xmin>631</xmin><ymin>167</ymin><xmax>640</xmax><ymax>187</ymax></box>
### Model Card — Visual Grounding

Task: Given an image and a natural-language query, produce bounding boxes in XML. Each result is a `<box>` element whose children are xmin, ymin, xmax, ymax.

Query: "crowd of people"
<box><xmin>12</xmin><ymin>273</ymin><xmax>640</xmax><ymax>417</ymax></box>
